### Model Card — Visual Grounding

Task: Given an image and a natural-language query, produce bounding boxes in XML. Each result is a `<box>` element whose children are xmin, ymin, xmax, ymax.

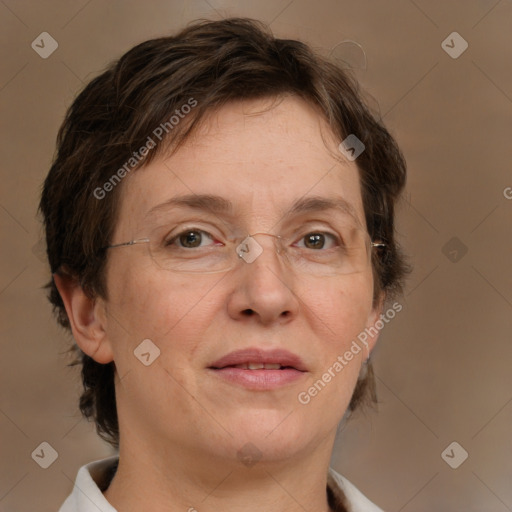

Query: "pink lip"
<box><xmin>209</xmin><ymin>348</ymin><xmax>307</xmax><ymax>371</ymax></box>
<box><xmin>208</xmin><ymin>348</ymin><xmax>307</xmax><ymax>391</ymax></box>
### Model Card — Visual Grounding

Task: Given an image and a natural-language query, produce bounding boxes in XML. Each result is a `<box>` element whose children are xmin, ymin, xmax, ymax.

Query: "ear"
<box><xmin>53</xmin><ymin>272</ymin><xmax>114</xmax><ymax>364</ymax></box>
<box><xmin>363</xmin><ymin>291</ymin><xmax>386</xmax><ymax>358</ymax></box>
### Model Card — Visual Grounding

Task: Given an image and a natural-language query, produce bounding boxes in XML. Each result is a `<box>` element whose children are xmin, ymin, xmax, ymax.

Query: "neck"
<box><xmin>103</xmin><ymin>435</ymin><xmax>338</xmax><ymax>512</ymax></box>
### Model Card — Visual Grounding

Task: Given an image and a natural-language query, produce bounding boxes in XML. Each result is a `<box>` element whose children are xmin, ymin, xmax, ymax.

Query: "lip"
<box><xmin>208</xmin><ymin>348</ymin><xmax>308</xmax><ymax>391</ymax></box>
<box><xmin>209</xmin><ymin>348</ymin><xmax>307</xmax><ymax>371</ymax></box>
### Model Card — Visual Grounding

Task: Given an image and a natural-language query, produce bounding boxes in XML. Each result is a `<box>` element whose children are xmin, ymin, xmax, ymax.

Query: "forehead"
<box><xmin>115</xmin><ymin>96</ymin><xmax>366</xmax><ymax>236</ymax></box>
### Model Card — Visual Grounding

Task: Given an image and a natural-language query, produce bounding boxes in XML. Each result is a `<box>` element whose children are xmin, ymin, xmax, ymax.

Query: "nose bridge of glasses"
<box><xmin>249</xmin><ymin>231</ymin><xmax>282</xmax><ymax>246</ymax></box>
<box><xmin>235</xmin><ymin>231</ymin><xmax>284</xmax><ymax>266</ymax></box>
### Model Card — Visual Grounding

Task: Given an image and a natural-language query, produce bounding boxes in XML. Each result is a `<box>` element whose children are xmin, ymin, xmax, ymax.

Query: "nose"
<box><xmin>227</xmin><ymin>232</ymin><xmax>299</xmax><ymax>325</ymax></box>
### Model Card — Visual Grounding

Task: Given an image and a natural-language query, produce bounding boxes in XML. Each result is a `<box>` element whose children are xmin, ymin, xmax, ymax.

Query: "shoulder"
<box><xmin>58</xmin><ymin>456</ymin><xmax>119</xmax><ymax>512</ymax></box>
<box><xmin>328</xmin><ymin>467</ymin><xmax>385</xmax><ymax>512</ymax></box>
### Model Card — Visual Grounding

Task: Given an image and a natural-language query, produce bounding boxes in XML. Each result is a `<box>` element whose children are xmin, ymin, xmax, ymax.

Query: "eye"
<box><xmin>295</xmin><ymin>232</ymin><xmax>339</xmax><ymax>250</ymax></box>
<box><xmin>164</xmin><ymin>229</ymin><xmax>221</xmax><ymax>249</ymax></box>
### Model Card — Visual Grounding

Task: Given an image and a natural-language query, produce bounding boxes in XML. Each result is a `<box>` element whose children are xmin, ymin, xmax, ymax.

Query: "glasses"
<box><xmin>104</xmin><ymin>222</ymin><xmax>385</xmax><ymax>276</ymax></box>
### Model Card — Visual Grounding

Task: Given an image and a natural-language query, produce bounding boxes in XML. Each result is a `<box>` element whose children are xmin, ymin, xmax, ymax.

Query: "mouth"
<box><xmin>220</xmin><ymin>362</ymin><xmax>296</xmax><ymax>370</ymax></box>
<box><xmin>208</xmin><ymin>348</ymin><xmax>307</xmax><ymax>390</ymax></box>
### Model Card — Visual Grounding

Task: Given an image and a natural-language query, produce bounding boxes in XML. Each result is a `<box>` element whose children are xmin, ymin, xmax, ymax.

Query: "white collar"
<box><xmin>58</xmin><ymin>456</ymin><xmax>384</xmax><ymax>512</ymax></box>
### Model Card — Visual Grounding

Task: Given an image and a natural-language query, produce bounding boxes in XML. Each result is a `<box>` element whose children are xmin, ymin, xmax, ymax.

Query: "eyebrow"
<box><xmin>145</xmin><ymin>193</ymin><xmax>360</xmax><ymax>223</ymax></box>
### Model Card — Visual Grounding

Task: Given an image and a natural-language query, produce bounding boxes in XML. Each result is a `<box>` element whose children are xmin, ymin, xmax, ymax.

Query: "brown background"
<box><xmin>1</xmin><ymin>1</ymin><xmax>511</xmax><ymax>511</ymax></box>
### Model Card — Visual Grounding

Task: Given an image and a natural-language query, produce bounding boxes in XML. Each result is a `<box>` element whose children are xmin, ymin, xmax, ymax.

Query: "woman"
<box><xmin>40</xmin><ymin>17</ymin><xmax>408</xmax><ymax>512</ymax></box>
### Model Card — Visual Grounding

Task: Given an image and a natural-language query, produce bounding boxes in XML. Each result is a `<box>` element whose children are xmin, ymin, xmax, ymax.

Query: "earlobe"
<box><xmin>53</xmin><ymin>272</ymin><xmax>114</xmax><ymax>364</ymax></box>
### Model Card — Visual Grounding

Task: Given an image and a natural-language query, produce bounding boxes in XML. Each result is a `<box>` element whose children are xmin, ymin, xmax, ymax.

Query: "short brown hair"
<box><xmin>39</xmin><ymin>17</ymin><xmax>409</xmax><ymax>448</ymax></box>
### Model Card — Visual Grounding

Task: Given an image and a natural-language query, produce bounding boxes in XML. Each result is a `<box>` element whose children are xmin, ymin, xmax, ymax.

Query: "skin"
<box><xmin>55</xmin><ymin>95</ymin><xmax>383</xmax><ymax>512</ymax></box>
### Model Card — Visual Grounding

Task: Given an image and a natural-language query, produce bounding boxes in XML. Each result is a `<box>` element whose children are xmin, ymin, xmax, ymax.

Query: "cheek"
<box><xmin>305</xmin><ymin>273</ymin><xmax>374</xmax><ymax>342</ymax></box>
<box><xmin>105</xmin><ymin>264</ymin><xmax>223</xmax><ymax>361</ymax></box>
<box><xmin>302</xmin><ymin>274</ymin><xmax>374</xmax><ymax>401</ymax></box>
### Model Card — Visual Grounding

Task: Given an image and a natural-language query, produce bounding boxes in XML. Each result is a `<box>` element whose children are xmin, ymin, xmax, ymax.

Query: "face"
<box><xmin>101</xmin><ymin>96</ymin><xmax>381</xmax><ymax>467</ymax></box>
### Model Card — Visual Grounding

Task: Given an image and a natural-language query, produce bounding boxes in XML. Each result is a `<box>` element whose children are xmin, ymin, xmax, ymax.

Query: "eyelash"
<box><xmin>164</xmin><ymin>227</ymin><xmax>341</xmax><ymax>250</ymax></box>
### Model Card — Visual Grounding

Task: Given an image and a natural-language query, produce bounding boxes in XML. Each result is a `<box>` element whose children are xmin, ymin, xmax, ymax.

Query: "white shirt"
<box><xmin>58</xmin><ymin>456</ymin><xmax>384</xmax><ymax>512</ymax></box>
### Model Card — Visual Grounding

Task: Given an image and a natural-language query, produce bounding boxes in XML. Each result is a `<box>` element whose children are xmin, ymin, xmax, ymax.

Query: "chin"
<box><xmin>225</xmin><ymin>413</ymin><xmax>316</xmax><ymax>458</ymax></box>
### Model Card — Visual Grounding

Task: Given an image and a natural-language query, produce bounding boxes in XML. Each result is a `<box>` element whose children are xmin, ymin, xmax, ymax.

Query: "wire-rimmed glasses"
<box><xmin>104</xmin><ymin>220</ymin><xmax>385</xmax><ymax>277</ymax></box>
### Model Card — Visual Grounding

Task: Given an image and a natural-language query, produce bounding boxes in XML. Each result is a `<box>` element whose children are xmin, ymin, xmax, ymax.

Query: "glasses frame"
<box><xmin>103</xmin><ymin>230</ymin><xmax>386</xmax><ymax>275</ymax></box>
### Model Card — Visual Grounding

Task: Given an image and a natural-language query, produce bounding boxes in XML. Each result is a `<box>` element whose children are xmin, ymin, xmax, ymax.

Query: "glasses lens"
<box><xmin>145</xmin><ymin>220</ymin><xmax>371</xmax><ymax>275</ymax></box>
<box><xmin>147</xmin><ymin>227</ymin><xmax>234</xmax><ymax>273</ymax></box>
<box><xmin>282</xmin><ymin>227</ymin><xmax>370</xmax><ymax>276</ymax></box>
